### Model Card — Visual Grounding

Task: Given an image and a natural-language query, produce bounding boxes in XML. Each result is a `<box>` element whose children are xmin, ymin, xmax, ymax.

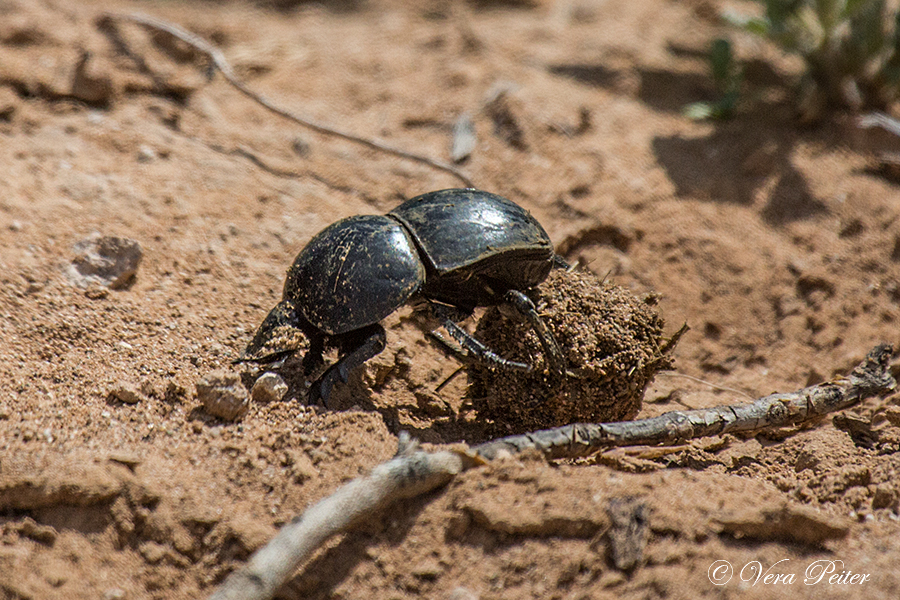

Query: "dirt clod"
<box><xmin>715</xmin><ymin>501</ymin><xmax>851</xmax><ymax>546</ymax></box>
<box><xmin>12</xmin><ymin>517</ymin><xmax>58</xmax><ymax>546</ymax></box>
<box><xmin>66</xmin><ymin>235</ymin><xmax>143</xmax><ymax>290</ymax></box>
<box><xmin>110</xmin><ymin>381</ymin><xmax>144</xmax><ymax>405</ymax></box>
<box><xmin>468</xmin><ymin>269</ymin><xmax>676</xmax><ymax>434</ymax></box>
<box><xmin>196</xmin><ymin>371</ymin><xmax>250</xmax><ymax>421</ymax></box>
<box><xmin>0</xmin><ymin>459</ymin><xmax>123</xmax><ymax>511</ymax></box>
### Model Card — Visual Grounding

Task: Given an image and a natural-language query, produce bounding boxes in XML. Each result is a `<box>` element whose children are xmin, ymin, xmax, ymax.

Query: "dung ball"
<box><xmin>467</xmin><ymin>269</ymin><xmax>679</xmax><ymax>435</ymax></box>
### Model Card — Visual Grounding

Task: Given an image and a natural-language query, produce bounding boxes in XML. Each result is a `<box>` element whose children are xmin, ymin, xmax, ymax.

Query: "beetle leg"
<box><xmin>428</xmin><ymin>328</ymin><xmax>469</xmax><ymax>359</ymax></box>
<box><xmin>501</xmin><ymin>289</ymin><xmax>568</xmax><ymax>377</ymax></box>
<box><xmin>309</xmin><ymin>324</ymin><xmax>386</xmax><ymax>407</ymax></box>
<box><xmin>552</xmin><ymin>253</ymin><xmax>572</xmax><ymax>270</ymax></box>
<box><xmin>429</xmin><ymin>303</ymin><xmax>532</xmax><ymax>372</ymax></box>
<box><xmin>301</xmin><ymin>333</ymin><xmax>326</xmax><ymax>375</ymax></box>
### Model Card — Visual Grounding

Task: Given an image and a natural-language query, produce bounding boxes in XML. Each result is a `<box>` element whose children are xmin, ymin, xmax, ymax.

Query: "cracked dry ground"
<box><xmin>3</xmin><ymin>0</ymin><xmax>900</xmax><ymax>599</ymax></box>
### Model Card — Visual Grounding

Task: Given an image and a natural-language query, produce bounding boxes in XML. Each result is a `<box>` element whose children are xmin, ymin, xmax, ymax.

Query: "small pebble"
<box><xmin>447</xmin><ymin>587</ymin><xmax>480</xmax><ymax>600</ymax></box>
<box><xmin>411</xmin><ymin>559</ymin><xmax>443</xmax><ymax>580</ymax></box>
<box><xmin>17</xmin><ymin>517</ymin><xmax>58</xmax><ymax>545</ymax></box>
<box><xmin>138</xmin><ymin>540</ymin><xmax>167</xmax><ymax>564</ymax></box>
<box><xmin>108</xmin><ymin>452</ymin><xmax>142</xmax><ymax>470</ymax></box>
<box><xmin>110</xmin><ymin>382</ymin><xmax>143</xmax><ymax>405</ymax></box>
<box><xmin>137</xmin><ymin>145</ymin><xmax>157</xmax><ymax>162</ymax></box>
<box><xmin>251</xmin><ymin>372</ymin><xmax>288</xmax><ymax>404</ymax></box>
<box><xmin>66</xmin><ymin>235</ymin><xmax>143</xmax><ymax>290</ymax></box>
<box><xmin>71</xmin><ymin>51</ymin><xmax>114</xmax><ymax>106</ymax></box>
<box><xmin>196</xmin><ymin>371</ymin><xmax>250</xmax><ymax>421</ymax></box>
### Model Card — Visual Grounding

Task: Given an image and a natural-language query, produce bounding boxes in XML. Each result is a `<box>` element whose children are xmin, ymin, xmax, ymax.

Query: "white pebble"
<box><xmin>251</xmin><ymin>372</ymin><xmax>288</xmax><ymax>404</ymax></box>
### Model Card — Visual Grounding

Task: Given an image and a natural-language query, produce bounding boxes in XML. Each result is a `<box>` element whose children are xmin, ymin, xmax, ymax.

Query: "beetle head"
<box><xmin>237</xmin><ymin>299</ymin><xmax>310</xmax><ymax>363</ymax></box>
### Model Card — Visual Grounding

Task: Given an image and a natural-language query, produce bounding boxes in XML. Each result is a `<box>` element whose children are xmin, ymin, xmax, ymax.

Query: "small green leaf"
<box><xmin>724</xmin><ymin>0</ymin><xmax>900</xmax><ymax>112</ymax></box>
<box><xmin>842</xmin><ymin>0</ymin><xmax>870</xmax><ymax>19</ymax></box>
<box><xmin>710</xmin><ymin>39</ymin><xmax>735</xmax><ymax>87</ymax></box>
<box><xmin>683</xmin><ymin>95</ymin><xmax>739</xmax><ymax>121</ymax></box>
<box><xmin>814</xmin><ymin>0</ymin><xmax>842</xmax><ymax>35</ymax></box>
<box><xmin>765</xmin><ymin>0</ymin><xmax>803</xmax><ymax>28</ymax></box>
<box><xmin>683</xmin><ymin>102</ymin><xmax>715</xmax><ymax>120</ymax></box>
<box><xmin>722</xmin><ymin>11</ymin><xmax>772</xmax><ymax>36</ymax></box>
<box><xmin>846</xmin><ymin>0</ymin><xmax>885</xmax><ymax>66</ymax></box>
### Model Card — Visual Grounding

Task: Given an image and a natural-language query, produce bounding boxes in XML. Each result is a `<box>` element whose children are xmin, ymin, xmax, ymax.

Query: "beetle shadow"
<box><xmin>329</xmin><ymin>378</ymin><xmax>495</xmax><ymax>447</ymax></box>
<box><xmin>237</xmin><ymin>348</ymin><xmax>481</xmax><ymax>444</ymax></box>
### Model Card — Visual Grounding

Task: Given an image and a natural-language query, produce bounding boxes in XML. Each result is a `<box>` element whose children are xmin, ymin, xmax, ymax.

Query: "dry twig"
<box><xmin>474</xmin><ymin>343</ymin><xmax>895</xmax><ymax>459</ymax></box>
<box><xmin>859</xmin><ymin>112</ymin><xmax>900</xmax><ymax>137</ymax></box>
<box><xmin>98</xmin><ymin>12</ymin><xmax>476</xmax><ymax>188</ymax></box>
<box><xmin>208</xmin><ymin>344</ymin><xmax>894</xmax><ymax>600</ymax></box>
<box><xmin>209</xmin><ymin>434</ymin><xmax>478</xmax><ymax>600</ymax></box>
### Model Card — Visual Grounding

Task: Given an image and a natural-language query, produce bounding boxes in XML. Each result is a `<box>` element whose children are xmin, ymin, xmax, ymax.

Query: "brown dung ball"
<box><xmin>468</xmin><ymin>269</ymin><xmax>679</xmax><ymax>435</ymax></box>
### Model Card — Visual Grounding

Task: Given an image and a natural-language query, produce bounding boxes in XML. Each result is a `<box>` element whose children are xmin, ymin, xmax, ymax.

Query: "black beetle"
<box><xmin>238</xmin><ymin>188</ymin><xmax>568</xmax><ymax>403</ymax></box>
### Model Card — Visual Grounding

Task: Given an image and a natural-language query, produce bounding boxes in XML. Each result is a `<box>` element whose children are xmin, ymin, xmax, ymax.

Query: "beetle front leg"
<box><xmin>429</xmin><ymin>303</ymin><xmax>532</xmax><ymax>372</ymax></box>
<box><xmin>301</xmin><ymin>333</ymin><xmax>326</xmax><ymax>376</ymax></box>
<box><xmin>501</xmin><ymin>289</ymin><xmax>568</xmax><ymax>377</ymax></box>
<box><xmin>309</xmin><ymin>324</ymin><xmax>386</xmax><ymax>407</ymax></box>
<box><xmin>552</xmin><ymin>253</ymin><xmax>572</xmax><ymax>270</ymax></box>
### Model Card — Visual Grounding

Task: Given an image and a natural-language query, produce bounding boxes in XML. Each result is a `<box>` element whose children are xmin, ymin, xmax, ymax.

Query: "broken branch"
<box><xmin>208</xmin><ymin>435</ymin><xmax>476</xmax><ymax>600</ymax></box>
<box><xmin>206</xmin><ymin>344</ymin><xmax>894</xmax><ymax>600</ymax></box>
<box><xmin>98</xmin><ymin>12</ymin><xmax>476</xmax><ymax>188</ymax></box>
<box><xmin>474</xmin><ymin>343</ymin><xmax>896</xmax><ymax>460</ymax></box>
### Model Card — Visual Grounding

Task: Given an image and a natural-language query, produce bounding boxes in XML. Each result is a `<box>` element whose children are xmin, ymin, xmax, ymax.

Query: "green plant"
<box><xmin>726</xmin><ymin>0</ymin><xmax>900</xmax><ymax>119</ymax></box>
<box><xmin>684</xmin><ymin>38</ymin><xmax>744</xmax><ymax>120</ymax></box>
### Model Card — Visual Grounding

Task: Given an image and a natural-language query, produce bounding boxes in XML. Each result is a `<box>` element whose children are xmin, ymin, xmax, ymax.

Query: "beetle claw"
<box><xmin>308</xmin><ymin>376</ymin><xmax>333</xmax><ymax>409</ymax></box>
<box><xmin>502</xmin><ymin>289</ymin><xmax>568</xmax><ymax>378</ymax></box>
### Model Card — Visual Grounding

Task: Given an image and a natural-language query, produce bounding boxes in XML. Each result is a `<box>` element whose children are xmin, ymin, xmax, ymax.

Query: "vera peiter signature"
<box><xmin>708</xmin><ymin>559</ymin><xmax>872</xmax><ymax>586</ymax></box>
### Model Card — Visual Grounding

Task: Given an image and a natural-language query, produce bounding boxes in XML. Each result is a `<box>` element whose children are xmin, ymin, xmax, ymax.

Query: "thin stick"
<box><xmin>655</xmin><ymin>371</ymin><xmax>755</xmax><ymax>400</ymax></box>
<box><xmin>98</xmin><ymin>13</ymin><xmax>476</xmax><ymax>188</ymax></box>
<box><xmin>858</xmin><ymin>112</ymin><xmax>900</xmax><ymax>137</ymax></box>
<box><xmin>207</xmin><ymin>344</ymin><xmax>894</xmax><ymax>600</ymax></box>
<box><xmin>209</xmin><ymin>435</ymin><xmax>477</xmax><ymax>600</ymax></box>
<box><xmin>473</xmin><ymin>343</ymin><xmax>895</xmax><ymax>460</ymax></box>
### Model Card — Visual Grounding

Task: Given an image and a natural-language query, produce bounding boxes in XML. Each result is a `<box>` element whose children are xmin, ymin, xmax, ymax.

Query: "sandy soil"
<box><xmin>3</xmin><ymin>0</ymin><xmax>900</xmax><ymax>598</ymax></box>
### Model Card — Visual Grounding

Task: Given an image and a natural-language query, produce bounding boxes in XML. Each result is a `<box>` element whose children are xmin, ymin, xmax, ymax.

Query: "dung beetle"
<box><xmin>238</xmin><ymin>188</ymin><xmax>568</xmax><ymax>404</ymax></box>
